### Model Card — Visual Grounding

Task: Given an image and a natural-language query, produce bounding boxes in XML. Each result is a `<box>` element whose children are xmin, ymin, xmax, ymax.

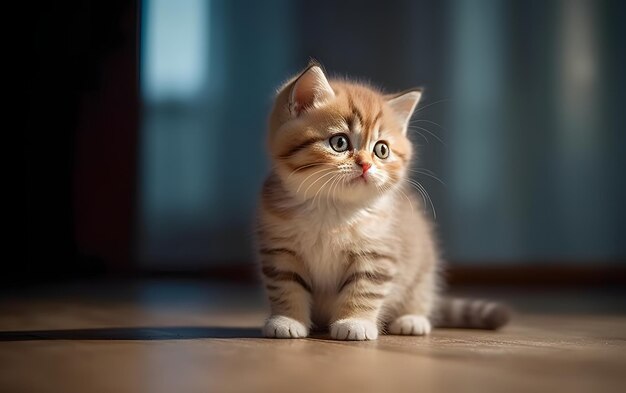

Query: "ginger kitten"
<box><xmin>256</xmin><ymin>63</ymin><xmax>509</xmax><ymax>340</ymax></box>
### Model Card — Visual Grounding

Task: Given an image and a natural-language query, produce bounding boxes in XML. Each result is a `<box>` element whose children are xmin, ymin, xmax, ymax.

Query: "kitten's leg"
<box><xmin>260</xmin><ymin>248</ymin><xmax>312</xmax><ymax>339</ymax></box>
<box><xmin>388</xmin><ymin>315</ymin><xmax>432</xmax><ymax>335</ymax></box>
<box><xmin>388</xmin><ymin>266</ymin><xmax>436</xmax><ymax>336</ymax></box>
<box><xmin>330</xmin><ymin>253</ymin><xmax>395</xmax><ymax>341</ymax></box>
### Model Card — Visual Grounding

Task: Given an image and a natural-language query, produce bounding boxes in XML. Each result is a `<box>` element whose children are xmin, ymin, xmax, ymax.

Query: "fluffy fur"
<box><xmin>256</xmin><ymin>63</ymin><xmax>509</xmax><ymax>340</ymax></box>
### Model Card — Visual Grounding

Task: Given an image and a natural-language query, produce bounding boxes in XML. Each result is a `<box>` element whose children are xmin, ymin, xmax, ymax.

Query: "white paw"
<box><xmin>388</xmin><ymin>315</ymin><xmax>432</xmax><ymax>336</ymax></box>
<box><xmin>330</xmin><ymin>318</ymin><xmax>378</xmax><ymax>341</ymax></box>
<box><xmin>263</xmin><ymin>315</ymin><xmax>309</xmax><ymax>338</ymax></box>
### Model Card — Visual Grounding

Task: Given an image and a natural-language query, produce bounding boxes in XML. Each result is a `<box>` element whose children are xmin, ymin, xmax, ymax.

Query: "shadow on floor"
<box><xmin>0</xmin><ymin>327</ymin><xmax>263</xmax><ymax>341</ymax></box>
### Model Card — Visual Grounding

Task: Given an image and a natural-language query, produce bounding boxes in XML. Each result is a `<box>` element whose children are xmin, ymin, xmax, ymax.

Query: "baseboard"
<box><xmin>138</xmin><ymin>263</ymin><xmax>626</xmax><ymax>287</ymax></box>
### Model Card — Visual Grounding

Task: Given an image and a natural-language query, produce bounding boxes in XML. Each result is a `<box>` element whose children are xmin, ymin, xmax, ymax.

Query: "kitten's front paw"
<box><xmin>263</xmin><ymin>315</ymin><xmax>309</xmax><ymax>338</ymax></box>
<box><xmin>330</xmin><ymin>318</ymin><xmax>378</xmax><ymax>341</ymax></box>
<box><xmin>388</xmin><ymin>315</ymin><xmax>432</xmax><ymax>336</ymax></box>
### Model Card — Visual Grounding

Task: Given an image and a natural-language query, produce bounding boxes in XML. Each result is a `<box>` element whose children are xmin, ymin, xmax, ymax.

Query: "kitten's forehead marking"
<box><xmin>346</xmin><ymin>95</ymin><xmax>368</xmax><ymax>150</ymax></box>
<box><xmin>374</xmin><ymin>122</ymin><xmax>382</xmax><ymax>141</ymax></box>
<box><xmin>365</xmin><ymin>110</ymin><xmax>383</xmax><ymax>141</ymax></box>
<box><xmin>345</xmin><ymin>91</ymin><xmax>384</xmax><ymax>150</ymax></box>
<box><xmin>345</xmin><ymin>111</ymin><xmax>361</xmax><ymax>133</ymax></box>
<box><xmin>348</xmin><ymin>115</ymin><xmax>363</xmax><ymax>149</ymax></box>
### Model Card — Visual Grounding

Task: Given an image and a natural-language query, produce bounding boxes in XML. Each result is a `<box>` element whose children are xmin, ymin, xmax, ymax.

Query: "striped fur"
<box><xmin>257</xmin><ymin>63</ymin><xmax>510</xmax><ymax>340</ymax></box>
<box><xmin>434</xmin><ymin>298</ymin><xmax>511</xmax><ymax>330</ymax></box>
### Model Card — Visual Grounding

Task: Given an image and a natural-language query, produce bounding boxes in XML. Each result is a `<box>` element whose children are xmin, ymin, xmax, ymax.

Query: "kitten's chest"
<box><xmin>289</xmin><ymin>208</ymin><xmax>394</xmax><ymax>291</ymax></box>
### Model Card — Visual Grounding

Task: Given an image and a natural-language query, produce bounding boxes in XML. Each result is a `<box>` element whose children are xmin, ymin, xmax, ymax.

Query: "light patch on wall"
<box><xmin>559</xmin><ymin>0</ymin><xmax>598</xmax><ymax>153</ymax></box>
<box><xmin>141</xmin><ymin>0</ymin><xmax>208</xmax><ymax>103</ymax></box>
<box><xmin>450</xmin><ymin>0</ymin><xmax>505</xmax><ymax>207</ymax></box>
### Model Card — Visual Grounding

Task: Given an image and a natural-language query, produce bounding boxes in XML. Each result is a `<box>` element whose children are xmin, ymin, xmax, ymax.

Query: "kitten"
<box><xmin>256</xmin><ymin>62</ymin><xmax>509</xmax><ymax>340</ymax></box>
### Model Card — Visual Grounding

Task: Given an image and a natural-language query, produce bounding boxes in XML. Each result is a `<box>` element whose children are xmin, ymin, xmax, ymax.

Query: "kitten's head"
<box><xmin>267</xmin><ymin>63</ymin><xmax>421</xmax><ymax>206</ymax></box>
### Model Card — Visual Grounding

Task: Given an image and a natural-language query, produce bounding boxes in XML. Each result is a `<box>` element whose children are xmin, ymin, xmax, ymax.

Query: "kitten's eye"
<box><xmin>329</xmin><ymin>134</ymin><xmax>350</xmax><ymax>152</ymax></box>
<box><xmin>374</xmin><ymin>141</ymin><xmax>390</xmax><ymax>159</ymax></box>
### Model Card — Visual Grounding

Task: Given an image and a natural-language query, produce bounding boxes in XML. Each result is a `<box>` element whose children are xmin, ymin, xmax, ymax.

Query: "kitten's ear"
<box><xmin>289</xmin><ymin>65</ymin><xmax>335</xmax><ymax>116</ymax></box>
<box><xmin>386</xmin><ymin>89</ymin><xmax>423</xmax><ymax>134</ymax></box>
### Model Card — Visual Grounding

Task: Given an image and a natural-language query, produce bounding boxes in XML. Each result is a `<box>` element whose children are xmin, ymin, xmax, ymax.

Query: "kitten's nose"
<box><xmin>359</xmin><ymin>161</ymin><xmax>372</xmax><ymax>174</ymax></box>
<box><xmin>355</xmin><ymin>152</ymin><xmax>372</xmax><ymax>174</ymax></box>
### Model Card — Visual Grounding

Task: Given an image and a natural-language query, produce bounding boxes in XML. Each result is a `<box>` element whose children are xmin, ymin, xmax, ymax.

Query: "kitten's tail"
<box><xmin>433</xmin><ymin>298</ymin><xmax>511</xmax><ymax>330</ymax></box>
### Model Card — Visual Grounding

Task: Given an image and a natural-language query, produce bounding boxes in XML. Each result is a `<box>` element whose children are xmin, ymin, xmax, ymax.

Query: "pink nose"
<box><xmin>360</xmin><ymin>162</ymin><xmax>372</xmax><ymax>174</ymax></box>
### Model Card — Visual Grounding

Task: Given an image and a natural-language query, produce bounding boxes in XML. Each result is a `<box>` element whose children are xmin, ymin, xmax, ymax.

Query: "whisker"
<box><xmin>412</xmin><ymin>167</ymin><xmax>438</xmax><ymax>176</ymax></box>
<box><xmin>331</xmin><ymin>174</ymin><xmax>345</xmax><ymax>209</ymax></box>
<box><xmin>404</xmin><ymin>180</ymin><xmax>426</xmax><ymax>211</ymax></box>
<box><xmin>396</xmin><ymin>186</ymin><xmax>415</xmax><ymax>217</ymax></box>
<box><xmin>413</xmin><ymin>99</ymin><xmax>450</xmax><ymax>114</ymax></box>
<box><xmin>408</xmin><ymin>169</ymin><xmax>446</xmax><ymax>186</ymax></box>
<box><xmin>296</xmin><ymin>167</ymin><xmax>334</xmax><ymax>194</ymax></box>
<box><xmin>313</xmin><ymin>173</ymin><xmax>339</xmax><ymax>210</ymax></box>
<box><xmin>303</xmin><ymin>170</ymin><xmax>336</xmax><ymax>200</ymax></box>
<box><xmin>326</xmin><ymin>173</ymin><xmax>343</xmax><ymax>208</ymax></box>
<box><xmin>407</xmin><ymin>125</ymin><xmax>446</xmax><ymax>146</ymax></box>
<box><xmin>412</xmin><ymin>119</ymin><xmax>447</xmax><ymax>132</ymax></box>
<box><xmin>406</xmin><ymin>179</ymin><xmax>437</xmax><ymax>220</ymax></box>
<box><xmin>406</xmin><ymin>128</ymin><xmax>429</xmax><ymax>144</ymax></box>
<box><xmin>369</xmin><ymin>174</ymin><xmax>415</xmax><ymax>218</ymax></box>
<box><xmin>287</xmin><ymin>162</ymin><xmax>333</xmax><ymax>179</ymax></box>
<box><xmin>335</xmin><ymin>174</ymin><xmax>348</xmax><ymax>210</ymax></box>
<box><xmin>330</xmin><ymin>175</ymin><xmax>340</xmax><ymax>211</ymax></box>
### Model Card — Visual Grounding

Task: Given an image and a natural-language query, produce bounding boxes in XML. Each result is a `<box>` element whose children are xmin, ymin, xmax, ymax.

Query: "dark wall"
<box><xmin>25</xmin><ymin>1</ymin><xmax>139</xmax><ymax>280</ymax></box>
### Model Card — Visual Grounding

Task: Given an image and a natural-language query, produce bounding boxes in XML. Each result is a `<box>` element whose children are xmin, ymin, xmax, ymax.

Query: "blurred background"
<box><xmin>25</xmin><ymin>0</ymin><xmax>626</xmax><ymax>284</ymax></box>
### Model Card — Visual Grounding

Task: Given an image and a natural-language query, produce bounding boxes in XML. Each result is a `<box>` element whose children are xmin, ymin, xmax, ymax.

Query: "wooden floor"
<box><xmin>0</xmin><ymin>280</ymin><xmax>624</xmax><ymax>393</ymax></box>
